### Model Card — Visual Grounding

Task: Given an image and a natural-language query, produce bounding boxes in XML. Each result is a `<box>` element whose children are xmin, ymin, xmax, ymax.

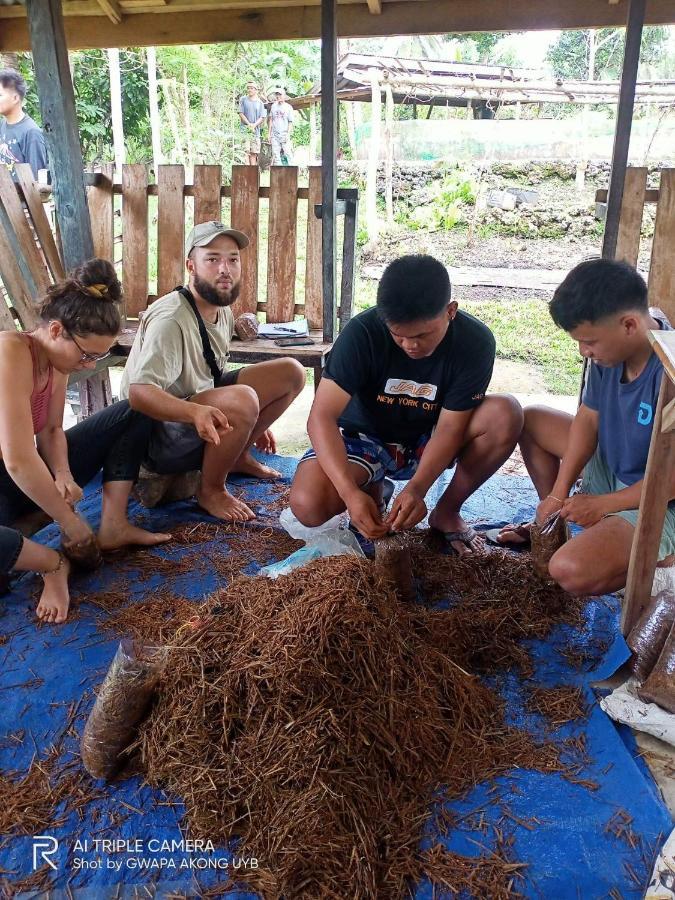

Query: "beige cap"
<box><xmin>185</xmin><ymin>221</ymin><xmax>249</xmax><ymax>256</ymax></box>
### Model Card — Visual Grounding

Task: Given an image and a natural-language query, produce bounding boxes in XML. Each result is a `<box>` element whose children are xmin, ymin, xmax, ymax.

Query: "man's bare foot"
<box><xmin>232</xmin><ymin>450</ymin><xmax>281</xmax><ymax>480</ymax></box>
<box><xmin>98</xmin><ymin>522</ymin><xmax>172</xmax><ymax>552</ymax></box>
<box><xmin>428</xmin><ymin>510</ymin><xmax>483</xmax><ymax>556</ymax></box>
<box><xmin>36</xmin><ymin>557</ymin><xmax>71</xmax><ymax>625</ymax></box>
<box><xmin>198</xmin><ymin>488</ymin><xmax>255</xmax><ymax>522</ymax></box>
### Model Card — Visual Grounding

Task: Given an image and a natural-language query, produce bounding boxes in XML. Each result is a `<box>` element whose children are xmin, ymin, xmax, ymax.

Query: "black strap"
<box><xmin>176</xmin><ymin>286</ymin><xmax>223</xmax><ymax>384</ymax></box>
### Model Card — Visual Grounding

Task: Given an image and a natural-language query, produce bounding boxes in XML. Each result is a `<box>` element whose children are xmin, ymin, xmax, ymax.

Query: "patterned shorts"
<box><xmin>300</xmin><ymin>429</ymin><xmax>431</xmax><ymax>486</ymax></box>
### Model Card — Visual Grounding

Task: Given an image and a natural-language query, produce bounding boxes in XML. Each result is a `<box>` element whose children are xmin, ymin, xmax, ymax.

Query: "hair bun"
<box><xmin>73</xmin><ymin>258</ymin><xmax>122</xmax><ymax>304</ymax></box>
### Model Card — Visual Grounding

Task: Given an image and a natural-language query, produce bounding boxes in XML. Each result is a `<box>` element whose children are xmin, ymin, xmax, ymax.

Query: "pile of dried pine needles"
<box><xmin>139</xmin><ymin>546</ymin><xmax>583</xmax><ymax>898</ymax></box>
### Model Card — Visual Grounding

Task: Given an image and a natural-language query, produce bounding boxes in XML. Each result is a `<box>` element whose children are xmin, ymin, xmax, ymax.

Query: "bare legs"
<box><xmin>9</xmin><ymin>538</ymin><xmax>71</xmax><ymax>624</ymax></box>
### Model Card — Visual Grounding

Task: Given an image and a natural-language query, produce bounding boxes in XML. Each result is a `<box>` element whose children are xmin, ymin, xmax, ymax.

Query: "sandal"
<box><xmin>434</xmin><ymin>526</ymin><xmax>482</xmax><ymax>555</ymax></box>
<box><xmin>484</xmin><ymin>522</ymin><xmax>532</xmax><ymax>549</ymax></box>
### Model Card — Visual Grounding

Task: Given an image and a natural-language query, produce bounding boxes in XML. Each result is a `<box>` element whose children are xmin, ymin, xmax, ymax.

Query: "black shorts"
<box><xmin>146</xmin><ymin>369</ymin><xmax>242</xmax><ymax>475</ymax></box>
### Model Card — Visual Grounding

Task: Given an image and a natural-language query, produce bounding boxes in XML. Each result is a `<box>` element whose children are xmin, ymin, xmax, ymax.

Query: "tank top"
<box><xmin>24</xmin><ymin>334</ymin><xmax>53</xmax><ymax>435</ymax></box>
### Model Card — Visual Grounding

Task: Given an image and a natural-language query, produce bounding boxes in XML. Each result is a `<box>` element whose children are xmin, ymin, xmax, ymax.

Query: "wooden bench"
<box><xmin>596</xmin><ymin>168</ymin><xmax>675</xmax><ymax>634</ymax></box>
<box><xmin>85</xmin><ymin>164</ymin><xmax>359</xmax><ymax>386</ymax></box>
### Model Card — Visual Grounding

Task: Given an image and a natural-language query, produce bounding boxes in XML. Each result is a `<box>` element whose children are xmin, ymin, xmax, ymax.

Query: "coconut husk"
<box><xmin>61</xmin><ymin>533</ymin><xmax>103</xmax><ymax>571</ymax></box>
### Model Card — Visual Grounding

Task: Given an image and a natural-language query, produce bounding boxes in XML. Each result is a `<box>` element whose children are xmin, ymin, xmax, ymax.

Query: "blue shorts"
<box><xmin>300</xmin><ymin>430</ymin><xmax>431</xmax><ymax>486</ymax></box>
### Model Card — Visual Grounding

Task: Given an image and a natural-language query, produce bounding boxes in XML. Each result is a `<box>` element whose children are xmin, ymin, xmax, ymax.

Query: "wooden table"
<box><xmin>622</xmin><ymin>330</ymin><xmax>675</xmax><ymax>634</ymax></box>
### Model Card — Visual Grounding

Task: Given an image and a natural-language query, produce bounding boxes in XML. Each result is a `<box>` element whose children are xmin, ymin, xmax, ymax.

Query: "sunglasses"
<box><xmin>68</xmin><ymin>332</ymin><xmax>111</xmax><ymax>363</ymax></box>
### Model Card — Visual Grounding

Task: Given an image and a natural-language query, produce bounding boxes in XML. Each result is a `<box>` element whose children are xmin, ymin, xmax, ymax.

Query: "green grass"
<box><xmin>351</xmin><ymin>279</ymin><xmax>582</xmax><ymax>396</ymax></box>
<box><xmin>461</xmin><ymin>297</ymin><xmax>583</xmax><ymax>395</ymax></box>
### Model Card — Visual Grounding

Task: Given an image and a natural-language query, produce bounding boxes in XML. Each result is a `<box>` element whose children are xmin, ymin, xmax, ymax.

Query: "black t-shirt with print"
<box><xmin>323</xmin><ymin>307</ymin><xmax>496</xmax><ymax>445</ymax></box>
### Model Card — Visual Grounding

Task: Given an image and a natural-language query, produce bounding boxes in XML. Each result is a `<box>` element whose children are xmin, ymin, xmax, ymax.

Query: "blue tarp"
<box><xmin>0</xmin><ymin>457</ymin><xmax>671</xmax><ymax>898</ymax></box>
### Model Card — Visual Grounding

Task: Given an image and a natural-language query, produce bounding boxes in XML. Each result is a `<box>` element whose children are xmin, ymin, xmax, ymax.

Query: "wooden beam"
<box><xmin>321</xmin><ymin>0</ymin><xmax>337</xmax><ymax>343</ymax></box>
<box><xmin>96</xmin><ymin>0</ymin><xmax>123</xmax><ymax>23</ymax></box>
<box><xmin>25</xmin><ymin>0</ymin><xmax>94</xmax><ymax>271</ymax></box>
<box><xmin>602</xmin><ymin>0</ymin><xmax>646</xmax><ymax>259</ymax></box>
<box><xmin>366</xmin><ymin>0</ymin><xmax>382</xmax><ymax>12</ymax></box>
<box><xmin>4</xmin><ymin>0</ymin><xmax>675</xmax><ymax>50</ymax></box>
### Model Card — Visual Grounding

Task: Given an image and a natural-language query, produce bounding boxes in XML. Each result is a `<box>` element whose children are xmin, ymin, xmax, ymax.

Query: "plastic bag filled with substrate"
<box><xmin>628</xmin><ymin>591</ymin><xmax>675</xmax><ymax>683</ymax></box>
<box><xmin>531</xmin><ymin>512</ymin><xmax>569</xmax><ymax>580</ymax></box>
<box><xmin>260</xmin><ymin>508</ymin><xmax>365</xmax><ymax>578</ymax></box>
<box><xmin>81</xmin><ymin>639</ymin><xmax>168</xmax><ymax>780</ymax></box>
<box><xmin>638</xmin><ymin>621</ymin><xmax>675</xmax><ymax>714</ymax></box>
<box><xmin>374</xmin><ymin>534</ymin><xmax>415</xmax><ymax>602</ymax></box>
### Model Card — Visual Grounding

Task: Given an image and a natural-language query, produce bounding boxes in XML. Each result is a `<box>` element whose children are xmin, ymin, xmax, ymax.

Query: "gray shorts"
<box><xmin>146</xmin><ymin>369</ymin><xmax>241</xmax><ymax>475</ymax></box>
<box><xmin>582</xmin><ymin>448</ymin><xmax>675</xmax><ymax>561</ymax></box>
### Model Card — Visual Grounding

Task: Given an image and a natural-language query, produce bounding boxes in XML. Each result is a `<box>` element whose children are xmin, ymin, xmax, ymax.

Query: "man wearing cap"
<box><xmin>268</xmin><ymin>86</ymin><xmax>294</xmax><ymax>166</ymax></box>
<box><xmin>238</xmin><ymin>81</ymin><xmax>266</xmax><ymax>166</ymax></box>
<box><xmin>120</xmin><ymin>222</ymin><xmax>306</xmax><ymax>522</ymax></box>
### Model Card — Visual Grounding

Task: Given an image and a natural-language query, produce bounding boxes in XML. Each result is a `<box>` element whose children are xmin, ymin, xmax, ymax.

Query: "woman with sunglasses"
<box><xmin>0</xmin><ymin>258</ymin><xmax>170</xmax><ymax>624</ymax></box>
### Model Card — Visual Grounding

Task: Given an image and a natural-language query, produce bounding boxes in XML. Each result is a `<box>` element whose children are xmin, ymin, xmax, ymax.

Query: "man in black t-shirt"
<box><xmin>289</xmin><ymin>255</ymin><xmax>523</xmax><ymax>553</ymax></box>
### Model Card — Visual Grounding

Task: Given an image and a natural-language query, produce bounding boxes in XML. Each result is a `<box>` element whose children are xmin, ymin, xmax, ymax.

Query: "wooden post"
<box><xmin>602</xmin><ymin>0</ymin><xmax>646</xmax><ymax>259</ymax></box>
<box><xmin>384</xmin><ymin>81</ymin><xmax>394</xmax><ymax>226</ymax></box>
<box><xmin>309</xmin><ymin>102</ymin><xmax>318</xmax><ymax>164</ymax></box>
<box><xmin>147</xmin><ymin>46</ymin><xmax>163</xmax><ymax>175</ymax></box>
<box><xmin>25</xmin><ymin>0</ymin><xmax>94</xmax><ymax>271</ymax></box>
<box><xmin>366</xmin><ymin>68</ymin><xmax>381</xmax><ymax>244</ymax></box>
<box><xmin>108</xmin><ymin>48</ymin><xmax>125</xmax><ymax>180</ymax></box>
<box><xmin>321</xmin><ymin>0</ymin><xmax>337</xmax><ymax>344</ymax></box>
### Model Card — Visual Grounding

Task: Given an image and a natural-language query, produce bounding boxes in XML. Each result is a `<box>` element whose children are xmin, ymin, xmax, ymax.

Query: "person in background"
<box><xmin>238</xmin><ymin>81</ymin><xmax>266</xmax><ymax>166</ymax></box>
<box><xmin>0</xmin><ymin>259</ymin><xmax>170</xmax><ymax>625</ymax></box>
<box><xmin>0</xmin><ymin>68</ymin><xmax>47</xmax><ymax>180</ymax></box>
<box><xmin>268</xmin><ymin>86</ymin><xmax>294</xmax><ymax>166</ymax></box>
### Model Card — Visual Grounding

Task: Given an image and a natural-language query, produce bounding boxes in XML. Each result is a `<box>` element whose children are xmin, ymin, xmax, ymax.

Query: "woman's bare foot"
<box><xmin>98</xmin><ymin>521</ymin><xmax>172</xmax><ymax>552</ymax></box>
<box><xmin>36</xmin><ymin>556</ymin><xmax>71</xmax><ymax>625</ymax></box>
<box><xmin>197</xmin><ymin>488</ymin><xmax>255</xmax><ymax>522</ymax></box>
<box><xmin>232</xmin><ymin>450</ymin><xmax>281</xmax><ymax>480</ymax></box>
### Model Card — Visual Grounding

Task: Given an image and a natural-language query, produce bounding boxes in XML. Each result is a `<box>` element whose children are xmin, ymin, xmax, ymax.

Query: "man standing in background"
<box><xmin>238</xmin><ymin>81</ymin><xmax>266</xmax><ymax>167</ymax></box>
<box><xmin>268</xmin><ymin>86</ymin><xmax>294</xmax><ymax>166</ymax></box>
<box><xmin>0</xmin><ymin>69</ymin><xmax>47</xmax><ymax>180</ymax></box>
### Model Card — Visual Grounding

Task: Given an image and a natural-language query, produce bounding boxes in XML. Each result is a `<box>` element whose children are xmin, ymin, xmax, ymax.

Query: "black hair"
<box><xmin>40</xmin><ymin>258</ymin><xmax>122</xmax><ymax>337</ymax></box>
<box><xmin>549</xmin><ymin>258</ymin><xmax>648</xmax><ymax>331</ymax></box>
<box><xmin>0</xmin><ymin>68</ymin><xmax>26</xmax><ymax>101</ymax></box>
<box><xmin>376</xmin><ymin>255</ymin><xmax>451</xmax><ymax>324</ymax></box>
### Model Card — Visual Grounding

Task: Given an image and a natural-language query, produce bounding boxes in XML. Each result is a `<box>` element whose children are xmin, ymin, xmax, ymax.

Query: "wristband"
<box><xmin>547</xmin><ymin>494</ymin><xmax>565</xmax><ymax>504</ymax></box>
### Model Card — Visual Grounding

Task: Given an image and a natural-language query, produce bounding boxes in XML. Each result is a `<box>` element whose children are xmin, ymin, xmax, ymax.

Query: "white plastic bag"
<box><xmin>259</xmin><ymin>508</ymin><xmax>364</xmax><ymax>579</ymax></box>
<box><xmin>600</xmin><ymin>678</ymin><xmax>675</xmax><ymax>748</ymax></box>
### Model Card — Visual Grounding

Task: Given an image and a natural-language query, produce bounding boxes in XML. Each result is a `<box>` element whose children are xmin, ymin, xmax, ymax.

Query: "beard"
<box><xmin>193</xmin><ymin>273</ymin><xmax>240</xmax><ymax>308</ymax></box>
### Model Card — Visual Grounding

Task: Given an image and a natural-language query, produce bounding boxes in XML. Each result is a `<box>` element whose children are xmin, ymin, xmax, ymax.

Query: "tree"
<box><xmin>546</xmin><ymin>26</ymin><xmax>669</xmax><ymax>81</ymax></box>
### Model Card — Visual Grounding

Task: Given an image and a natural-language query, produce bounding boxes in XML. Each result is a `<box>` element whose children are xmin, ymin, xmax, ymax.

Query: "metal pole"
<box><xmin>602</xmin><ymin>0</ymin><xmax>646</xmax><ymax>259</ymax></box>
<box><xmin>321</xmin><ymin>0</ymin><xmax>337</xmax><ymax>343</ymax></box>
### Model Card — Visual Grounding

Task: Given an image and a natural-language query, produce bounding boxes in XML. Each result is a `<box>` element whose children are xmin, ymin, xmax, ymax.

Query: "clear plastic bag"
<box><xmin>259</xmin><ymin>508</ymin><xmax>364</xmax><ymax>579</ymax></box>
<box><xmin>81</xmin><ymin>639</ymin><xmax>167</xmax><ymax>780</ymax></box>
<box><xmin>638</xmin><ymin>621</ymin><xmax>675</xmax><ymax>714</ymax></box>
<box><xmin>531</xmin><ymin>512</ymin><xmax>569</xmax><ymax>580</ymax></box>
<box><xmin>627</xmin><ymin>591</ymin><xmax>675</xmax><ymax>683</ymax></box>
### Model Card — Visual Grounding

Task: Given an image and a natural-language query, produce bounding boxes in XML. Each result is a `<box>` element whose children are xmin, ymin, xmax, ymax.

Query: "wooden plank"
<box><xmin>193</xmin><ymin>164</ymin><xmax>222</xmax><ymax>225</ymax></box>
<box><xmin>648</xmin><ymin>169</ymin><xmax>675</xmax><ymax>325</ymax></box>
<box><xmin>0</xmin><ymin>288</ymin><xmax>18</xmax><ymax>331</ymax></box>
<box><xmin>25</xmin><ymin>0</ymin><xmax>94</xmax><ymax>271</ymax></box>
<box><xmin>661</xmin><ymin>396</ymin><xmax>675</xmax><ymax>434</ymax></box>
<box><xmin>6</xmin><ymin>0</ymin><xmax>675</xmax><ymax>52</ymax></box>
<box><xmin>230</xmin><ymin>165</ymin><xmax>259</xmax><ymax>317</ymax></box>
<box><xmin>622</xmin><ymin>373</ymin><xmax>675</xmax><ymax>634</ymax></box>
<box><xmin>340</xmin><ymin>198</ymin><xmax>358</xmax><ymax>328</ymax></box>
<box><xmin>86</xmin><ymin>162</ymin><xmax>115</xmax><ymax>263</ymax></box>
<box><xmin>0</xmin><ymin>164</ymin><xmax>51</xmax><ymax>297</ymax></box>
<box><xmin>615</xmin><ymin>166</ymin><xmax>647</xmax><ymax>267</ymax></box>
<box><xmin>229</xmin><ymin>330</ymin><xmax>330</xmax><ymax>366</ymax></box>
<box><xmin>15</xmin><ymin>163</ymin><xmax>64</xmax><ymax>281</ymax></box>
<box><xmin>96</xmin><ymin>0</ymin><xmax>123</xmax><ymax>23</ymax></box>
<box><xmin>304</xmin><ymin>166</ymin><xmax>322</xmax><ymax>330</ymax></box>
<box><xmin>157</xmin><ymin>164</ymin><xmax>185</xmax><ymax>297</ymax></box>
<box><xmin>122</xmin><ymin>164</ymin><xmax>149</xmax><ymax>317</ymax></box>
<box><xmin>0</xmin><ymin>217</ymin><xmax>39</xmax><ymax>329</ymax></box>
<box><xmin>266</xmin><ymin>166</ymin><xmax>298</xmax><ymax>323</ymax></box>
<box><xmin>649</xmin><ymin>330</ymin><xmax>675</xmax><ymax>384</ymax></box>
<box><xmin>596</xmin><ymin>187</ymin><xmax>659</xmax><ymax>204</ymax></box>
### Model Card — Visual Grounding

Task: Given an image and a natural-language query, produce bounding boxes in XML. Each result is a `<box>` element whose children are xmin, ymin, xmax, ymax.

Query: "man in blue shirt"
<box><xmin>238</xmin><ymin>82</ymin><xmax>266</xmax><ymax>166</ymax></box>
<box><xmin>495</xmin><ymin>259</ymin><xmax>675</xmax><ymax>596</ymax></box>
<box><xmin>0</xmin><ymin>69</ymin><xmax>47</xmax><ymax>180</ymax></box>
